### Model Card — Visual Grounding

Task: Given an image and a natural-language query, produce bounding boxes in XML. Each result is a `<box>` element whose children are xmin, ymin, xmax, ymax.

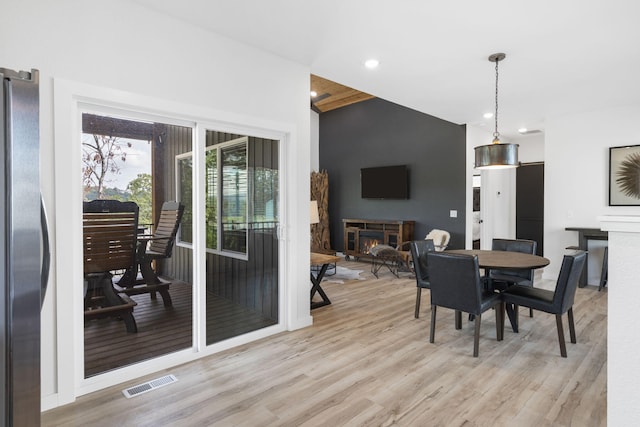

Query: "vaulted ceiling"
<box><xmin>131</xmin><ymin>0</ymin><xmax>640</xmax><ymax>141</ymax></box>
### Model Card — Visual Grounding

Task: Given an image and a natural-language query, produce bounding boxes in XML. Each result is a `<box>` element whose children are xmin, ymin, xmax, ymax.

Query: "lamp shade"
<box><xmin>474</xmin><ymin>143</ymin><xmax>519</xmax><ymax>169</ymax></box>
<box><xmin>310</xmin><ymin>200</ymin><xmax>320</xmax><ymax>224</ymax></box>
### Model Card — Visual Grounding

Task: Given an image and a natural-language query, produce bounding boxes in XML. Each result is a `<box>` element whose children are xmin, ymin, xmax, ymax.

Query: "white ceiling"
<box><xmin>131</xmin><ymin>0</ymin><xmax>640</xmax><ymax>141</ymax></box>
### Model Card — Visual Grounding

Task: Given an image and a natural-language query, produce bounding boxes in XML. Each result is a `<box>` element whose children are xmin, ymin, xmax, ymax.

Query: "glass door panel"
<box><xmin>203</xmin><ymin>130</ymin><xmax>279</xmax><ymax>345</ymax></box>
<box><xmin>82</xmin><ymin>113</ymin><xmax>194</xmax><ymax>377</ymax></box>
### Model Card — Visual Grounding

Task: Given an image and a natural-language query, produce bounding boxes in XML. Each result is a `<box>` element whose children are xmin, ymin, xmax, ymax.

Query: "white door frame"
<box><xmin>52</xmin><ymin>78</ymin><xmax>302</xmax><ymax>405</ymax></box>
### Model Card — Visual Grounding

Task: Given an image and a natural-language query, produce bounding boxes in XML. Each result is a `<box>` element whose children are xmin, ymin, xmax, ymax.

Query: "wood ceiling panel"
<box><xmin>311</xmin><ymin>74</ymin><xmax>375</xmax><ymax>113</ymax></box>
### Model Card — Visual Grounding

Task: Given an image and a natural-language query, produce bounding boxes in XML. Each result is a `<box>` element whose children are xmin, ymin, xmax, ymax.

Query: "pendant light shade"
<box><xmin>474</xmin><ymin>53</ymin><xmax>519</xmax><ymax>169</ymax></box>
<box><xmin>474</xmin><ymin>143</ymin><xmax>518</xmax><ymax>169</ymax></box>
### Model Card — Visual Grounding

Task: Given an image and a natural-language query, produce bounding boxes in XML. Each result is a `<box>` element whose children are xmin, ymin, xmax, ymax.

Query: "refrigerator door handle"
<box><xmin>40</xmin><ymin>194</ymin><xmax>50</xmax><ymax>307</ymax></box>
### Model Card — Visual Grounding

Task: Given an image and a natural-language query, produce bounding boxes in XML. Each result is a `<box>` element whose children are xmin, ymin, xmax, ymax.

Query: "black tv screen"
<box><xmin>361</xmin><ymin>165</ymin><xmax>409</xmax><ymax>199</ymax></box>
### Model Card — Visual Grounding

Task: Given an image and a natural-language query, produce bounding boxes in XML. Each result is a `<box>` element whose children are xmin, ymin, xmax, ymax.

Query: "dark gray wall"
<box><xmin>319</xmin><ymin>97</ymin><xmax>467</xmax><ymax>251</ymax></box>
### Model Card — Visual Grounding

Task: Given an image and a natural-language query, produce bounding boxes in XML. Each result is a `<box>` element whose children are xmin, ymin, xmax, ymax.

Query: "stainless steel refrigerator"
<box><xmin>1</xmin><ymin>67</ymin><xmax>49</xmax><ymax>426</ymax></box>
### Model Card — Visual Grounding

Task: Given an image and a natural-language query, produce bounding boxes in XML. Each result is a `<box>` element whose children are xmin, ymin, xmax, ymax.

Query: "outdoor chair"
<box><xmin>83</xmin><ymin>199</ymin><xmax>139</xmax><ymax>333</ymax></box>
<box><xmin>117</xmin><ymin>201</ymin><xmax>184</xmax><ymax>307</ymax></box>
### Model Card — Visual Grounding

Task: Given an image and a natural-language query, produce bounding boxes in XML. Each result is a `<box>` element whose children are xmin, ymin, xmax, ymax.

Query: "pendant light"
<box><xmin>474</xmin><ymin>53</ymin><xmax>519</xmax><ymax>169</ymax></box>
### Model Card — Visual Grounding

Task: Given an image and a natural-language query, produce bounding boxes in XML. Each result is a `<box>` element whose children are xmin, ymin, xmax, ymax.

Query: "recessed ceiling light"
<box><xmin>483</xmin><ymin>112</ymin><xmax>493</xmax><ymax>119</ymax></box>
<box><xmin>310</xmin><ymin>91</ymin><xmax>318</xmax><ymax>98</ymax></box>
<box><xmin>518</xmin><ymin>128</ymin><xmax>528</xmax><ymax>134</ymax></box>
<box><xmin>364</xmin><ymin>59</ymin><xmax>379</xmax><ymax>69</ymax></box>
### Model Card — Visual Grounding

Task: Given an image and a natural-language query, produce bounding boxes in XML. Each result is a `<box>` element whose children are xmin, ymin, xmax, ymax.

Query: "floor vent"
<box><xmin>122</xmin><ymin>374</ymin><xmax>178</xmax><ymax>398</ymax></box>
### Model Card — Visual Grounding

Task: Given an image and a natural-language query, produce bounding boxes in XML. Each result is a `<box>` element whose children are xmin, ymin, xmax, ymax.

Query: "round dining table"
<box><xmin>445</xmin><ymin>249</ymin><xmax>550</xmax><ymax>333</ymax></box>
<box><xmin>446</xmin><ymin>249</ymin><xmax>550</xmax><ymax>270</ymax></box>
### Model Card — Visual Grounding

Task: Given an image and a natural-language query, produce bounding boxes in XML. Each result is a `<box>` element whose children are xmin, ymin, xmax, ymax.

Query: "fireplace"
<box><xmin>342</xmin><ymin>218</ymin><xmax>414</xmax><ymax>261</ymax></box>
<box><xmin>359</xmin><ymin>231</ymin><xmax>384</xmax><ymax>255</ymax></box>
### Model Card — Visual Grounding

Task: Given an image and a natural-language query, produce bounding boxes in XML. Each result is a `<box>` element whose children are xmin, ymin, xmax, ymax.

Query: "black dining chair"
<box><xmin>501</xmin><ymin>251</ymin><xmax>586</xmax><ymax>357</ymax></box>
<box><xmin>427</xmin><ymin>252</ymin><xmax>503</xmax><ymax>357</ymax></box>
<box><xmin>409</xmin><ymin>239</ymin><xmax>436</xmax><ymax>318</ymax></box>
<box><xmin>490</xmin><ymin>238</ymin><xmax>537</xmax><ymax>319</ymax></box>
<box><xmin>489</xmin><ymin>238</ymin><xmax>538</xmax><ymax>289</ymax></box>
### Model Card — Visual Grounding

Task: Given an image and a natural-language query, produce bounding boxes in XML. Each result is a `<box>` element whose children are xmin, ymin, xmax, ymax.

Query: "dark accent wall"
<box><xmin>319</xmin><ymin>97</ymin><xmax>467</xmax><ymax>251</ymax></box>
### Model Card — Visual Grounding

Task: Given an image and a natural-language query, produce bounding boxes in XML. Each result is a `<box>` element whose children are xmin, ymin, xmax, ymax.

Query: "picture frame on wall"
<box><xmin>609</xmin><ymin>144</ymin><xmax>640</xmax><ymax>206</ymax></box>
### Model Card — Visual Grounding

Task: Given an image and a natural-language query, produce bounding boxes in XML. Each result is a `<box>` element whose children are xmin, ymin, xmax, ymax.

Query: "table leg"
<box><xmin>310</xmin><ymin>263</ymin><xmax>331</xmax><ymax>309</ymax></box>
<box><xmin>577</xmin><ymin>233</ymin><xmax>588</xmax><ymax>288</ymax></box>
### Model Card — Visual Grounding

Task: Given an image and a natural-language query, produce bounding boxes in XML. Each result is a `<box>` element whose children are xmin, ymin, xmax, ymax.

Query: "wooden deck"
<box><xmin>85</xmin><ymin>281</ymin><xmax>276</xmax><ymax>377</ymax></box>
<box><xmin>52</xmin><ymin>259</ymin><xmax>606</xmax><ymax>426</ymax></box>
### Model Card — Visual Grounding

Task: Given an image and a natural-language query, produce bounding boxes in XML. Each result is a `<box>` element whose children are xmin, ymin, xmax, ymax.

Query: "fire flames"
<box><xmin>361</xmin><ymin>238</ymin><xmax>380</xmax><ymax>254</ymax></box>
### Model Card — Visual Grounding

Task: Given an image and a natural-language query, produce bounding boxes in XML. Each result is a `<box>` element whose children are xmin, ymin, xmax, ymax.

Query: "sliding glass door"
<box><xmin>81</xmin><ymin>112</ymin><xmax>194</xmax><ymax>377</ymax></box>
<box><xmin>205</xmin><ymin>131</ymin><xmax>279</xmax><ymax>344</ymax></box>
<box><xmin>176</xmin><ymin>129</ymin><xmax>279</xmax><ymax>346</ymax></box>
<box><xmin>81</xmin><ymin>109</ymin><xmax>281</xmax><ymax>377</ymax></box>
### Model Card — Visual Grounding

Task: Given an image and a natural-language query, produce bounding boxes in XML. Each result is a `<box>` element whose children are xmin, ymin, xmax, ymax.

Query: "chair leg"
<box><xmin>567</xmin><ymin>307</ymin><xmax>577</xmax><ymax>344</ymax></box>
<box><xmin>495</xmin><ymin>302</ymin><xmax>504</xmax><ymax>341</ymax></box>
<box><xmin>529</xmin><ymin>308</ymin><xmax>533</xmax><ymax>318</ymax></box>
<box><xmin>500</xmin><ymin>302</ymin><xmax>505</xmax><ymax>339</ymax></box>
<box><xmin>415</xmin><ymin>288</ymin><xmax>422</xmax><ymax>318</ymax></box>
<box><xmin>556</xmin><ymin>314</ymin><xmax>568</xmax><ymax>357</ymax></box>
<box><xmin>473</xmin><ymin>314</ymin><xmax>482</xmax><ymax>357</ymax></box>
<box><xmin>455</xmin><ymin>310</ymin><xmax>462</xmax><ymax>330</ymax></box>
<box><xmin>140</xmin><ymin>259</ymin><xmax>161</xmax><ymax>284</ymax></box>
<box><xmin>122</xmin><ymin>312</ymin><xmax>138</xmax><ymax>333</ymax></box>
<box><xmin>158</xmin><ymin>287</ymin><xmax>173</xmax><ymax>307</ymax></box>
<box><xmin>505</xmin><ymin>303</ymin><xmax>519</xmax><ymax>333</ymax></box>
<box><xmin>430</xmin><ymin>305</ymin><xmax>437</xmax><ymax>343</ymax></box>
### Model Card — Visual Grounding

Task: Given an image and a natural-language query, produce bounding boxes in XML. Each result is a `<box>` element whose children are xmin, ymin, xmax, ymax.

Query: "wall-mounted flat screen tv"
<box><xmin>361</xmin><ymin>165</ymin><xmax>409</xmax><ymax>199</ymax></box>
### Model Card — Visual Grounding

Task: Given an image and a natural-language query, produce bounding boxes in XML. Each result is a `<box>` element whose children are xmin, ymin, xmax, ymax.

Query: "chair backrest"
<box><xmin>147</xmin><ymin>201</ymin><xmax>185</xmax><ymax>257</ymax></box>
<box><xmin>425</xmin><ymin>229</ymin><xmax>450</xmax><ymax>251</ymax></box>
<box><xmin>410</xmin><ymin>239</ymin><xmax>436</xmax><ymax>287</ymax></box>
<box><xmin>552</xmin><ymin>251</ymin><xmax>587</xmax><ymax>313</ymax></box>
<box><xmin>83</xmin><ymin>200</ymin><xmax>139</xmax><ymax>274</ymax></box>
<box><xmin>492</xmin><ymin>238</ymin><xmax>537</xmax><ymax>254</ymax></box>
<box><xmin>427</xmin><ymin>252</ymin><xmax>484</xmax><ymax>315</ymax></box>
<box><xmin>491</xmin><ymin>238</ymin><xmax>537</xmax><ymax>281</ymax></box>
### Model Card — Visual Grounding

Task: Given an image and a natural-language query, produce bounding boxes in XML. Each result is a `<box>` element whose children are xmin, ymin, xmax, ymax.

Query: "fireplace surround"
<box><xmin>342</xmin><ymin>218</ymin><xmax>414</xmax><ymax>260</ymax></box>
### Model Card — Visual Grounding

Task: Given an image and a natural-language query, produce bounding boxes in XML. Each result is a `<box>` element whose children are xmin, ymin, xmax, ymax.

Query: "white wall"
<box><xmin>1</xmin><ymin>0</ymin><xmax>312</xmax><ymax>409</ymax></box>
<box><xmin>546</xmin><ymin>105</ymin><xmax>640</xmax><ymax>425</ymax></box>
<box><xmin>599</xmin><ymin>216</ymin><xmax>640</xmax><ymax>425</ymax></box>
<box><xmin>517</xmin><ymin>132</ymin><xmax>544</xmax><ymax>163</ymax></box>
<box><xmin>544</xmin><ymin>105</ymin><xmax>640</xmax><ymax>280</ymax></box>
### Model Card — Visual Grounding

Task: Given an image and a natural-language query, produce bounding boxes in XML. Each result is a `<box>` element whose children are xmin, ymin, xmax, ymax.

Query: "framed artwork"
<box><xmin>609</xmin><ymin>145</ymin><xmax>640</xmax><ymax>206</ymax></box>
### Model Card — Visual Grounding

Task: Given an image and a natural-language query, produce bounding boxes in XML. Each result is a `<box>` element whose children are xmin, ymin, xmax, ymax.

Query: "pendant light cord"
<box><xmin>494</xmin><ymin>58</ymin><xmax>500</xmax><ymax>140</ymax></box>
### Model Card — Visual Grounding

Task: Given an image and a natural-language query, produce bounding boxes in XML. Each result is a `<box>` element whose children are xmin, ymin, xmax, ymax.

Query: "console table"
<box><xmin>342</xmin><ymin>218</ymin><xmax>414</xmax><ymax>260</ymax></box>
<box><xmin>310</xmin><ymin>252</ymin><xmax>341</xmax><ymax>309</ymax></box>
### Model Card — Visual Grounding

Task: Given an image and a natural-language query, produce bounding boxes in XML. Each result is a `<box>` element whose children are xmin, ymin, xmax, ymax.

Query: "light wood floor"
<box><xmin>43</xmin><ymin>259</ymin><xmax>607</xmax><ymax>426</ymax></box>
